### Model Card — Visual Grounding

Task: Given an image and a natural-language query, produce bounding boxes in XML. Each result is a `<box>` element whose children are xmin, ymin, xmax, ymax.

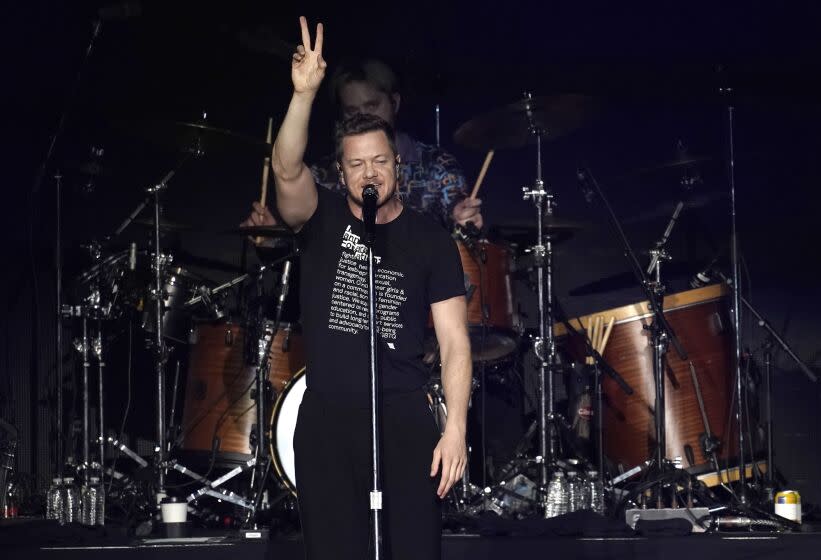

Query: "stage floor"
<box><xmin>7</xmin><ymin>531</ymin><xmax>821</xmax><ymax>560</ymax></box>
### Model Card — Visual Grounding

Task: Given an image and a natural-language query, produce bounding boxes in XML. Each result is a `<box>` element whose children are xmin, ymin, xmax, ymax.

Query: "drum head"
<box><xmin>270</xmin><ymin>368</ymin><xmax>307</xmax><ymax>494</ymax></box>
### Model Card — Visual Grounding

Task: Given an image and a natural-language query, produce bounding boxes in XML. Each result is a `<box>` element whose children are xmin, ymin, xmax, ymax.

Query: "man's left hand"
<box><xmin>430</xmin><ymin>427</ymin><xmax>467</xmax><ymax>499</ymax></box>
<box><xmin>452</xmin><ymin>198</ymin><xmax>483</xmax><ymax>229</ymax></box>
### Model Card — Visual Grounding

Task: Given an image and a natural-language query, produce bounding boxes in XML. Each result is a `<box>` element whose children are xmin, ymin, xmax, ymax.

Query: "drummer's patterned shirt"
<box><xmin>310</xmin><ymin>131</ymin><xmax>468</xmax><ymax>229</ymax></box>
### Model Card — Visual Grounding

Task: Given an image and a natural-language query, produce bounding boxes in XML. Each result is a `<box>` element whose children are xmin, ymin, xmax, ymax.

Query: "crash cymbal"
<box><xmin>454</xmin><ymin>94</ymin><xmax>598</xmax><ymax>151</ymax></box>
<box><xmin>122</xmin><ymin>120</ymin><xmax>272</xmax><ymax>158</ymax></box>
<box><xmin>489</xmin><ymin>217</ymin><xmax>587</xmax><ymax>246</ymax></box>
<box><xmin>623</xmin><ymin>191</ymin><xmax>728</xmax><ymax>225</ymax></box>
<box><xmin>224</xmin><ymin>225</ymin><xmax>294</xmax><ymax>238</ymax></box>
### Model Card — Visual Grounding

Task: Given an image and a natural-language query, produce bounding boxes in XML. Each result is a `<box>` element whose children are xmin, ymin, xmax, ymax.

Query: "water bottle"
<box><xmin>46</xmin><ymin>478</ymin><xmax>63</xmax><ymax>521</ymax></box>
<box><xmin>567</xmin><ymin>471</ymin><xmax>585</xmax><ymax>512</ymax></box>
<box><xmin>62</xmin><ymin>477</ymin><xmax>80</xmax><ymax>524</ymax></box>
<box><xmin>585</xmin><ymin>470</ymin><xmax>605</xmax><ymax>515</ymax></box>
<box><xmin>82</xmin><ymin>477</ymin><xmax>105</xmax><ymax>526</ymax></box>
<box><xmin>544</xmin><ymin>471</ymin><xmax>569</xmax><ymax>518</ymax></box>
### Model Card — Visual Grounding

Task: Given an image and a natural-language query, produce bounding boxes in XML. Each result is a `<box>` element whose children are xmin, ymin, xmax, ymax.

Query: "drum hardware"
<box><xmin>34</xmin><ymin>19</ymin><xmax>104</xmax><ymax>480</ymax></box>
<box><xmin>707</xmin><ymin>269</ymin><xmax>817</xmax><ymax>505</ymax></box>
<box><xmin>576</xmin><ymin>166</ymin><xmax>690</xmax><ymax>508</ymax></box>
<box><xmin>554</xmin><ymin>303</ymin><xmax>634</xmax><ymax>483</ymax></box>
<box><xmin>165</xmin><ymin>458</ymin><xmax>257</xmax><ymax>510</ymax></box>
<box><xmin>244</xmin><ymin>258</ymin><xmax>295</xmax><ymax>526</ymax></box>
<box><xmin>427</xmin><ymin>378</ymin><xmax>483</xmax><ymax>512</ymax></box>
<box><xmin>510</xmin><ymin>90</ymin><xmax>575</xmax><ymax>516</ymax></box>
<box><xmin>111</xmin><ymin>151</ymin><xmax>201</xmax><ymax>498</ymax></box>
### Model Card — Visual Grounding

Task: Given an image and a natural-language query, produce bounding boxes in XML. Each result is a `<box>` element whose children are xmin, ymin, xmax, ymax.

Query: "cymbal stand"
<box><xmin>72</xmin><ymin>242</ymin><xmax>104</xmax><ymax>483</ymax></box>
<box><xmin>93</xmin><ymin>317</ymin><xmax>106</xmax><ymax>487</ymax></box>
<box><xmin>143</xmin><ymin>160</ymin><xmax>192</xmax><ymax>495</ymax></box>
<box><xmin>519</xmin><ymin>92</ymin><xmax>560</xmax><ymax>514</ymax></box>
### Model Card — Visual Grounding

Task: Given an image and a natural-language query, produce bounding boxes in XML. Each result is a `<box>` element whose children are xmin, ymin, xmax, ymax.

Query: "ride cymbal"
<box><xmin>454</xmin><ymin>94</ymin><xmax>599</xmax><ymax>151</ymax></box>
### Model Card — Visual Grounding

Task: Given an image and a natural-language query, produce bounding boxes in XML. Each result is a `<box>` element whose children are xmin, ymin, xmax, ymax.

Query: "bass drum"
<box><xmin>268</xmin><ymin>368</ymin><xmax>307</xmax><ymax>495</ymax></box>
<box><xmin>179</xmin><ymin>322</ymin><xmax>304</xmax><ymax>463</ymax></box>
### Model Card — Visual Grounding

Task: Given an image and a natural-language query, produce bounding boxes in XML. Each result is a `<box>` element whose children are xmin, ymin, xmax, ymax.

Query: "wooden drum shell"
<box><xmin>558</xmin><ymin>284</ymin><xmax>737</xmax><ymax>471</ymax></box>
<box><xmin>179</xmin><ymin>322</ymin><xmax>304</xmax><ymax>459</ymax></box>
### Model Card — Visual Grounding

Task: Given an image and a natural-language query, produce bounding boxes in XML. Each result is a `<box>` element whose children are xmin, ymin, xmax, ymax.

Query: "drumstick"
<box><xmin>594</xmin><ymin>316</ymin><xmax>604</xmax><ymax>354</ymax></box>
<box><xmin>599</xmin><ymin>316</ymin><xmax>615</xmax><ymax>355</ymax></box>
<box><xmin>586</xmin><ymin>317</ymin><xmax>597</xmax><ymax>365</ymax></box>
<box><xmin>255</xmin><ymin>117</ymin><xmax>274</xmax><ymax>244</ymax></box>
<box><xmin>470</xmin><ymin>149</ymin><xmax>494</xmax><ymax>199</ymax></box>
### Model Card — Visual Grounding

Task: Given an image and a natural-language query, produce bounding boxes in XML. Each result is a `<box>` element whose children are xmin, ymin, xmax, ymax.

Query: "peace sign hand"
<box><xmin>291</xmin><ymin>16</ymin><xmax>327</xmax><ymax>94</ymax></box>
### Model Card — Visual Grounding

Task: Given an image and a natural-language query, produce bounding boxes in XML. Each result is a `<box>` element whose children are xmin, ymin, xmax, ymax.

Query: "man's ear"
<box><xmin>391</xmin><ymin>92</ymin><xmax>401</xmax><ymax>116</ymax></box>
<box><xmin>337</xmin><ymin>162</ymin><xmax>346</xmax><ymax>185</ymax></box>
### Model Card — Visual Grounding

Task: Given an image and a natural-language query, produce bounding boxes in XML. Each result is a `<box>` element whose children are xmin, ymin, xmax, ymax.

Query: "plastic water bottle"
<box><xmin>81</xmin><ymin>477</ymin><xmax>105</xmax><ymax>526</ymax></box>
<box><xmin>62</xmin><ymin>477</ymin><xmax>80</xmax><ymax>524</ymax></box>
<box><xmin>567</xmin><ymin>471</ymin><xmax>585</xmax><ymax>512</ymax></box>
<box><xmin>585</xmin><ymin>470</ymin><xmax>605</xmax><ymax>515</ymax></box>
<box><xmin>46</xmin><ymin>478</ymin><xmax>63</xmax><ymax>521</ymax></box>
<box><xmin>544</xmin><ymin>471</ymin><xmax>569</xmax><ymax>518</ymax></box>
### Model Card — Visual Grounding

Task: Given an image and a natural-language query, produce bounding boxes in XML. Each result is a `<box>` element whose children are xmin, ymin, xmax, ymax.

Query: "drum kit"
<box><xmin>53</xmin><ymin>89</ymin><xmax>814</xmax><ymax>531</ymax></box>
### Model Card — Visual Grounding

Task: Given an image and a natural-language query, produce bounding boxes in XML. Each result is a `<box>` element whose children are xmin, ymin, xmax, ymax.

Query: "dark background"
<box><xmin>3</xmin><ymin>0</ymin><xmax>821</xmax><ymax>504</ymax></box>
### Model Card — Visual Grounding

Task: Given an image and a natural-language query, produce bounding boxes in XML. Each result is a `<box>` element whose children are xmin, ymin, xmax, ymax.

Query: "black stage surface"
<box><xmin>4</xmin><ymin>517</ymin><xmax>821</xmax><ymax>560</ymax></box>
<box><xmin>6</xmin><ymin>532</ymin><xmax>821</xmax><ymax>560</ymax></box>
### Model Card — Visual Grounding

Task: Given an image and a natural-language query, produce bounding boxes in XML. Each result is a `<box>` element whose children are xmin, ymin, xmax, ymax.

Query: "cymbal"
<box><xmin>122</xmin><ymin>120</ymin><xmax>272</xmax><ymax>158</ymax></box>
<box><xmin>454</xmin><ymin>94</ymin><xmax>598</xmax><ymax>151</ymax></box>
<box><xmin>489</xmin><ymin>217</ymin><xmax>587</xmax><ymax>246</ymax></box>
<box><xmin>133</xmin><ymin>217</ymin><xmax>193</xmax><ymax>232</ymax></box>
<box><xmin>568</xmin><ymin>261</ymin><xmax>695</xmax><ymax>296</ymax></box>
<box><xmin>630</xmin><ymin>155</ymin><xmax>715</xmax><ymax>176</ymax></box>
<box><xmin>224</xmin><ymin>225</ymin><xmax>294</xmax><ymax>238</ymax></box>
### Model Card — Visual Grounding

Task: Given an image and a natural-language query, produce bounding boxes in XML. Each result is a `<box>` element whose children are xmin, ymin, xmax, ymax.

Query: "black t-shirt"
<box><xmin>297</xmin><ymin>186</ymin><xmax>465</xmax><ymax>402</ymax></box>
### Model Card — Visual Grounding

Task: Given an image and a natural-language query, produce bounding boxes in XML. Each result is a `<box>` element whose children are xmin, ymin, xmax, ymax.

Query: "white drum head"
<box><xmin>272</xmin><ymin>370</ymin><xmax>307</xmax><ymax>493</ymax></box>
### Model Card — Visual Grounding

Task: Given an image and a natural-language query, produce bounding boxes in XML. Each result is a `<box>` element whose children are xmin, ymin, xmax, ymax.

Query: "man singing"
<box><xmin>252</xmin><ymin>17</ymin><xmax>471</xmax><ymax>560</ymax></box>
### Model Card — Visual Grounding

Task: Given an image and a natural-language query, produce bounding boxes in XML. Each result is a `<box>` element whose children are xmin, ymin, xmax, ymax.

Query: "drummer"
<box><xmin>244</xmin><ymin>57</ymin><xmax>483</xmax><ymax>232</ymax></box>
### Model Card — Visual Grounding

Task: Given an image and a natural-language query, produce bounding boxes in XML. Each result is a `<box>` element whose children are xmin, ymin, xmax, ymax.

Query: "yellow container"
<box><xmin>775</xmin><ymin>490</ymin><xmax>801</xmax><ymax>523</ymax></box>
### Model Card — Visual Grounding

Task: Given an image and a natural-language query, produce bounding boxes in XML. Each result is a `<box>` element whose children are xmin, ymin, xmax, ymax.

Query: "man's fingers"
<box><xmin>314</xmin><ymin>22</ymin><xmax>323</xmax><ymax>54</ymax></box>
<box><xmin>299</xmin><ymin>16</ymin><xmax>311</xmax><ymax>50</ymax></box>
<box><xmin>430</xmin><ymin>447</ymin><xmax>441</xmax><ymax>477</ymax></box>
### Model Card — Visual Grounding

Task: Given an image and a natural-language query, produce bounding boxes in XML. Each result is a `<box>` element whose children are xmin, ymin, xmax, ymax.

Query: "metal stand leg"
<box><xmin>81</xmin><ymin>316</ymin><xmax>91</xmax><ymax>483</ymax></box>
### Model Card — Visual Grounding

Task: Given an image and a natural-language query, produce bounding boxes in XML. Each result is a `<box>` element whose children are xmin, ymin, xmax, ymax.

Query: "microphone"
<box><xmin>689</xmin><ymin>248</ymin><xmax>725</xmax><ymax>289</ymax></box>
<box><xmin>576</xmin><ymin>168</ymin><xmax>595</xmax><ymax>203</ymax></box>
<box><xmin>362</xmin><ymin>184</ymin><xmax>378</xmax><ymax>246</ymax></box>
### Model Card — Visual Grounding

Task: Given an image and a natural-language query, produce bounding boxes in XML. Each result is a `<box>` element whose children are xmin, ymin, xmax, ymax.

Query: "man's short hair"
<box><xmin>329</xmin><ymin>58</ymin><xmax>399</xmax><ymax>108</ymax></box>
<box><xmin>334</xmin><ymin>113</ymin><xmax>398</xmax><ymax>164</ymax></box>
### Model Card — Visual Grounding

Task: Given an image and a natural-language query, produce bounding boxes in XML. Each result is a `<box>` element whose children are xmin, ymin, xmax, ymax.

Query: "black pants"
<box><xmin>294</xmin><ymin>387</ymin><xmax>442</xmax><ymax>560</ymax></box>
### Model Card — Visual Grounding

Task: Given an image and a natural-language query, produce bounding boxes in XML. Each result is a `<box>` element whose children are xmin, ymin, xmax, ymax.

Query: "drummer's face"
<box><xmin>339</xmin><ymin>130</ymin><xmax>399</xmax><ymax>208</ymax></box>
<box><xmin>339</xmin><ymin>81</ymin><xmax>399</xmax><ymax>126</ymax></box>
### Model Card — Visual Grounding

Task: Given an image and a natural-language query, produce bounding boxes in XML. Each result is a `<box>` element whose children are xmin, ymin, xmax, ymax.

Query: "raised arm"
<box><xmin>271</xmin><ymin>16</ymin><xmax>327</xmax><ymax>229</ymax></box>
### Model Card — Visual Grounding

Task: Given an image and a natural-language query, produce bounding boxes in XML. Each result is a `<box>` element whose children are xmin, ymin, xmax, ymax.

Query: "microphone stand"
<box><xmin>554</xmin><ymin>303</ymin><xmax>634</xmax><ymax>483</ymax></box>
<box><xmin>578</xmin><ymin>167</ymin><xmax>687</xmax><ymax>507</ymax></box>
<box><xmin>35</xmin><ymin>19</ymin><xmax>103</xmax><ymax>482</ymax></box>
<box><xmin>362</xmin><ymin>187</ymin><xmax>383</xmax><ymax>559</ymax></box>
<box><xmin>245</xmin><ymin>253</ymin><xmax>297</xmax><ymax>528</ymax></box>
<box><xmin>723</xmin><ymin>87</ymin><xmax>748</xmax><ymax>503</ymax></box>
<box><xmin>712</xmin><ymin>270</ymin><xmax>817</xmax><ymax>504</ymax></box>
